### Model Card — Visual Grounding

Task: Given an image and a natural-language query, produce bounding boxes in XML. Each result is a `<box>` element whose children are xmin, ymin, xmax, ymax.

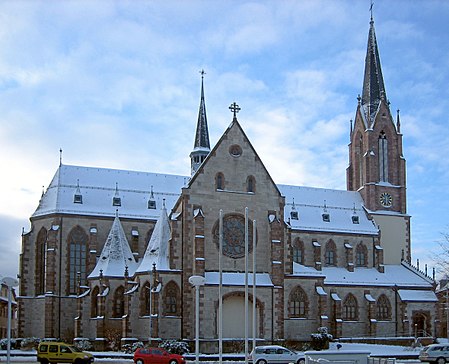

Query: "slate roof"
<box><xmin>293</xmin><ymin>261</ymin><xmax>434</xmax><ymax>289</ymax></box>
<box><xmin>35</xmin><ymin>164</ymin><xmax>379</xmax><ymax>236</ymax></box>
<box><xmin>33</xmin><ymin>164</ymin><xmax>188</xmax><ymax>220</ymax></box>
<box><xmin>278</xmin><ymin>184</ymin><xmax>378</xmax><ymax>235</ymax></box>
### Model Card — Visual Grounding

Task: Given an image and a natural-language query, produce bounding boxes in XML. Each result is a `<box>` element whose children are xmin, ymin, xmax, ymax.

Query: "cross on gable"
<box><xmin>229</xmin><ymin>102</ymin><xmax>241</xmax><ymax>119</ymax></box>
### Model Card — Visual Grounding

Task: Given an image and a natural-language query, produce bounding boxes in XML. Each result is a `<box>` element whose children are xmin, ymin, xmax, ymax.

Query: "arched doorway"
<box><xmin>412</xmin><ymin>311</ymin><xmax>431</xmax><ymax>337</ymax></box>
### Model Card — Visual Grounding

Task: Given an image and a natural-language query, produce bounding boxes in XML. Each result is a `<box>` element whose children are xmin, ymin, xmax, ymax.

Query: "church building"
<box><xmin>18</xmin><ymin>15</ymin><xmax>437</xmax><ymax>351</ymax></box>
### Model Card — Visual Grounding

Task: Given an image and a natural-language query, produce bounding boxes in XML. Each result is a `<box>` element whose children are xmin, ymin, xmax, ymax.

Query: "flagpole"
<box><xmin>219</xmin><ymin>209</ymin><xmax>223</xmax><ymax>364</ymax></box>
<box><xmin>244</xmin><ymin>207</ymin><xmax>249</xmax><ymax>364</ymax></box>
<box><xmin>252</xmin><ymin>219</ymin><xmax>257</xmax><ymax>351</ymax></box>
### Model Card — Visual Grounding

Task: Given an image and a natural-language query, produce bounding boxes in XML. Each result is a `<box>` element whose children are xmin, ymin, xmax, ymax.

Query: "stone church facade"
<box><xmin>18</xmin><ymin>16</ymin><xmax>437</xmax><ymax>351</ymax></box>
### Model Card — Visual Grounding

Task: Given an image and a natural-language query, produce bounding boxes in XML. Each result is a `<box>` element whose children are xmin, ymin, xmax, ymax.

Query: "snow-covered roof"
<box><xmin>88</xmin><ymin>216</ymin><xmax>138</xmax><ymax>279</ymax></box>
<box><xmin>278</xmin><ymin>185</ymin><xmax>379</xmax><ymax>235</ymax></box>
<box><xmin>293</xmin><ymin>262</ymin><xmax>434</xmax><ymax>288</ymax></box>
<box><xmin>398</xmin><ymin>289</ymin><xmax>438</xmax><ymax>302</ymax></box>
<box><xmin>33</xmin><ymin>164</ymin><xmax>188</xmax><ymax>220</ymax></box>
<box><xmin>135</xmin><ymin>205</ymin><xmax>171</xmax><ymax>273</ymax></box>
<box><xmin>205</xmin><ymin>272</ymin><xmax>273</xmax><ymax>287</ymax></box>
<box><xmin>35</xmin><ymin>165</ymin><xmax>379</xmax><ymax>237</ymax></box>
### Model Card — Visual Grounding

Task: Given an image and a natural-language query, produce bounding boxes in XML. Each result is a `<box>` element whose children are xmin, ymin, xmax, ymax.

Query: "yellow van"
<box><xmin>37</xmin><ymin>341</ymin><xmax>94</xmax><ymax>364</ymax></box>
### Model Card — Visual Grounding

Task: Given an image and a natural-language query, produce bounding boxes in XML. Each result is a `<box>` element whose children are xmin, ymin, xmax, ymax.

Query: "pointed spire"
<box><xmin>193</xmin><ymin>70</ymin><xmax>210</xmax><ymax>151</ymax></box>
<box><xmin>361</xmin><ymin>11</ymin><xmax>387</xmax><ymax>125</ymax></box>
<box><xmin>88</xmin><ymin>215</ymin><xmax>138</xmax><ymax>279</ymax></box>
<box><xmin>190</xmin><ymin>70</ymin><xmax>211</xmax><ymax>175</ymax></box>
<box><xmin>396</xmin><ymin>109</ymin><xmax>401</xmax><ymax>133</ymax></box>
<box><xmin>136</xmin><ymin>204</ymin><xmax>171</xmax><ymax>273</ymax></box>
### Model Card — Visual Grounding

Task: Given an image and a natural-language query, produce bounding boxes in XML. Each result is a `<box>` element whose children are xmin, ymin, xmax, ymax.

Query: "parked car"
<box><xmin>133</xmin><ymin>347</ymin><xmax>186</xmax><ymax>364</ymax></box>
<box><xmin>37</xmin><ymin>341</ymin><xmax>94</xmax><ymax>364</ymax></box>
<box><xmin>249</xmin><ymin>345</ymin><xmax>305</xmax><ymax>364</ymax></box>
<box><xmin>419</xmin><ymin>344</ymin><xmax>449</xmax><ymax>364</ymax></box>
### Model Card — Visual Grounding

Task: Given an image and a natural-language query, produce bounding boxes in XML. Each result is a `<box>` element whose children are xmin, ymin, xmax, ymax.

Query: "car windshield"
<box><xmin>70</xmin><ymin>346</ymin><xmax>82</xmax><ymax>352</ymax></box>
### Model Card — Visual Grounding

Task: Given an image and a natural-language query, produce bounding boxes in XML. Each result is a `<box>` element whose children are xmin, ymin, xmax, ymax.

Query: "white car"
<box><xmin>419</xmin><ymin>344</ymin><xmax>449</xmax><ymax>364</ymax></box>
<box><xmin>249</xmin><ymin>345</ymin><xmax>305</xmax><ymax>364</ymax></box>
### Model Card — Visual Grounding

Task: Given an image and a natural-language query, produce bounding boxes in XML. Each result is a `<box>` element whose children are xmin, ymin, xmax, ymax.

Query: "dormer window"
<box><xmin>322</xmin><ymin>213</ymin><xmax>330</xmax><ymax>222</ymax></box>
<box><xmin>113</xmin><ymin>182</ymin><xmax>121</xmax><ymax>206</ymax></box>
<box><xmin>148</xmin><ymin>185</ymin><xmax>156</xmax><ymax>209</ymax></box>
<box><xmin>352</xmin><ymin>215</ymin><xmax>360</xmax><ymax>224</ymax></box>
<box><xmin>291</xmin><ymin>211</ymin><xmax>299</xmax><ymax>220</ymax></box>
<box><xmin>73</xmin><ymin>179</ymin><xmax>83</xmax><ymax>204</ymax></box>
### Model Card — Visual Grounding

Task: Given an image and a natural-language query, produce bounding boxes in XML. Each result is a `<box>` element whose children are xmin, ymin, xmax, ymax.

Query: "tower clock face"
<box><xmin>379</xmin><ymin>192</ymin><xmax>393</xmax><ymax>208</ymax></box>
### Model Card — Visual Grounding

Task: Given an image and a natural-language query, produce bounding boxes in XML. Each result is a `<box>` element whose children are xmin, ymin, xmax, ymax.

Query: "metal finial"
<box><xmin>200</xmin><ymin>69</ymin><xmax>206</xmax><ymax>79</ymax></box>
<box><xmin>369</xmin><ymin>1</ymin><xmax>374</xmax><ymax>21</ymax></box>
<box><xmin>59</xmin><ymin>148</ymin><xmax>63</xmax><ymax>166</ymax></box>
<box><xmin>229</xmin><ymin>102</ymin><xmax>241</xmax><ymax>119</ymax></box>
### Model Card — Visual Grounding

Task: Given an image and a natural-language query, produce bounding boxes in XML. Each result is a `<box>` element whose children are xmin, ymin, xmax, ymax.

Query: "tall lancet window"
<box><xmin>35</xmin><ymin>228</ymin><xmax>47</xmax><ymax>295</ymax></box>
<box><xmin>378</xmin><ymin>131</ymin><xmax>388</xmax><ymax>182</ymax></box>
<box><xmin>68</xmin><ymin>226</ymin><xmax>88</xmax><ymax>295</ymax></box>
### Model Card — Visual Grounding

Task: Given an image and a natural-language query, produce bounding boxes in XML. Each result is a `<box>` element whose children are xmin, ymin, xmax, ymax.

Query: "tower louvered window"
<box><xmin>379</xmin><ymin>132</ymin><xmax>388</xmax><ymax>182</ymax></box>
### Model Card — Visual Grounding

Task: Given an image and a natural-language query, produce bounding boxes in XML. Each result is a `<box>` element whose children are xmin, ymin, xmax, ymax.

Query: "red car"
<box><xmin>133</xmin><ymin>348</ymin><xmax>186</xmax><ymax>364</ymax></box>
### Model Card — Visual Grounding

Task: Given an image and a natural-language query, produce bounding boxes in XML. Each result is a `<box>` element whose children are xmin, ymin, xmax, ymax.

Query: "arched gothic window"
<box><xmin>288</xmin><ymin>286</ymin><xmax>308</xmax><ymax>318</ymax></box>
<box><xmin>293</xmin><ymin>238</ymin><xmax>304</xmax><ymax>265</ymax></box>
<box><xmin>91</xmin><ymin>286</ymin><xmax>99</xmax><ymax>318</ymax></box>
<box><xmin>355</xmin><ymin>243</ymin><xmax>368</xmax><ymax>267</ymax></box>
<box><xmin>378</xmin><ymin>131</ymin><xmax>388</xmax><ymax>182</ymax></box>
<box><xmin>163</xmin><ymin>281</ymin><xmax>180</xmax><ymax>316</ymax></box>
<box><xmin>376</xmin><ymin>294</ymin><xmax>392</xmax><ymax>321</ymax></box>
<box><xmin>325</xmin><ymin>240</ymin><xmax>337</xmax><ymax>266</ymax></box>
<box><xmin>68</xmin><ymin>226</ymin><xmax>88</xmax><ymax>295</ymax></box>
<box><xmin>343</xmin><ymin>293</ymin><xmax>358</xmax><ymax>320</ymax></box>
<box><xmin>216</xmin><ymin>172</ymin><xmax>225</xmax><ymax>190</ymax></box>
<box><xmin>140</xmin><ymin>281</ymin><xmax>151</xmax><ymax>316</ymax></box>
<box><xmin>247</xmin><ymin>176</ymin><xmax>256</xmax><ymax>193</ymax></box>
<box><xmin>35</xmin><ymin>228</ymin><xmax>47</xmax><ymax>295</ymax></box>
<box><xmin>113</xmin><ymin>286</ymin><xmax>125</xmax><ymax>318</ymax></box>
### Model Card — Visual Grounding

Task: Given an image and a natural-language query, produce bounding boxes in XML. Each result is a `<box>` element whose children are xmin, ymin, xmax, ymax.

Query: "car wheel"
<box><xmin>437</xmin><ymin>358</ymin><xmax>446</xmax><ymax>364</ymax></box>
<box><xmin>297</xmin><ymin>359</ymin><xmax>305</xmax><ymax>364</ymax></box>
<box><xmin>39</xmin><ymin>359</ymin><xmax>48</xmax><ymax>364</ymax></box>
<box><xmin>257</xmin><ymin>360</ymin><xmax>267</xmax><ymax>364</ymax></box>
<box><xmin>169</xmin><ymin>360</ymin><xmax>178</xmax><ymax>364</ymax></box>
<box><xmin>136</xmin><ymin>359</ymin><xmax>144</xmax><ymax>364</ymax></box>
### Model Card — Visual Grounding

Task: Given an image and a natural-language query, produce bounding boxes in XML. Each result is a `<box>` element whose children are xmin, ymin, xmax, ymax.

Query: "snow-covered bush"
<box><xmin>310</xmin><ymin>327</ymin><xmax>333</xmax><ymax>350</ymax></box>
<box><xmin>20</xmin><ymin>337</ymin><xmax>40</xmax><ymax>350</ymax></box>
<box><xmin>74</xmin><ymin>339</ymin><xmax>93</xmax><ymax>351</ymax></box>
<box><xmin>0</xmin><ymin>338</ymin><xmax>17</xmax><ymax>350</ymax></box>
<box><xmin>159</xmin><ymin>340</ymin><xmax>190</xmax><ymax>355</ymax></box>
<box><xmin>122</xmin><ymin>341</ymin><xmax>143</xmax><ymax>353</ymax></box>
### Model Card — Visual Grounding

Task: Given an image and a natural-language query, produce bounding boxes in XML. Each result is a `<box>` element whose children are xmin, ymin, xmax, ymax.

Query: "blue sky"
<box><xmin>1</xmin><ymin>0</ymin><xmax>449</xmax><ymax>281</ymax></box>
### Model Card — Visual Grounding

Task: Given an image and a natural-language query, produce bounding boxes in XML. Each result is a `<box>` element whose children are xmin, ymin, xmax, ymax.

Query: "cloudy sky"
<box><xmin>1</xmin><ymin>0</ymin><xmax>449</xmax><ymax>281</ymax></box>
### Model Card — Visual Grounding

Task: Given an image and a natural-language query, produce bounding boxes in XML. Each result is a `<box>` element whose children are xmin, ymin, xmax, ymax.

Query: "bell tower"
<box><xmin>346</xmin><ymin>14</ymin><xmax>410</xmax><ymax>263</ymax></box>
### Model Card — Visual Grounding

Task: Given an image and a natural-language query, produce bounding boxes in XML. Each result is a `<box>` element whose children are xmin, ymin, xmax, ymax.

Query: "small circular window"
<box><xmin>229</xmin><ymin>144</ymin><xmax>242</xmax><ymax>157</ymax></box>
